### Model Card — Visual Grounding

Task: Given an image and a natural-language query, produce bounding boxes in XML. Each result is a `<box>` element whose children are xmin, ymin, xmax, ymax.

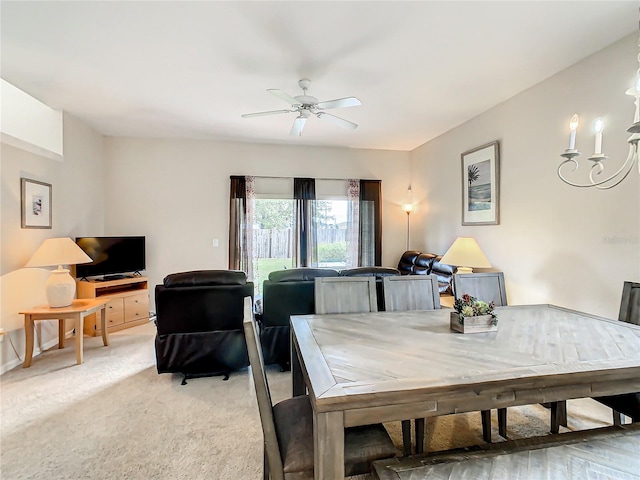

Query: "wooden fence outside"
<box><xmin>253</xmin><ymin>228</ymin><xmax>346</xmax><ymax>258</ymax></box>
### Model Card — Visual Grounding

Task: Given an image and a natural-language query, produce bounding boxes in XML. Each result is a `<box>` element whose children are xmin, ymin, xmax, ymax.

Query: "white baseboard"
<box><xmin>1</xmin><ymin>335</ymin><xmax>60</xmax><ymax>375</ymax></box>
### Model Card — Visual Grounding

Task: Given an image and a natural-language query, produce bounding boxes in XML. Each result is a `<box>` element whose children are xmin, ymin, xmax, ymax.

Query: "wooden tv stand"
<box><xmin>76</xmin><ymin>276</ymin><xmax>149</xmax><ymax>336</ymax></box>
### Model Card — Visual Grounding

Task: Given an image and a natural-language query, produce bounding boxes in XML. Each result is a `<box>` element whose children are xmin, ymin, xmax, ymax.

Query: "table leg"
<box><xmin>58</xmin><ymin>319</ymin><xmax>65</xmax><ymax>349</ymax></box>
<box><xmin>314</xmin><ymin>410</ymin><xmax>345</xmax><ymax>480</ymax></box>
<box><xmin>99</xmin><ymin>307</ymin><xmax>109</xmax><ymax>346</ymax></box>
<box><xmin>291</xmin><ymin>340</ymin><xmax>305</xmax><ymax>397</ymax></box>
<box><xmin>74</xmin><ymin>314</ymin><xmax>84</xmax><ymax>365</ymax></box>
<box><xmin>23</xmin><ymin>315</ymin><xmax>34</xmax><ymax>368</ymax></box>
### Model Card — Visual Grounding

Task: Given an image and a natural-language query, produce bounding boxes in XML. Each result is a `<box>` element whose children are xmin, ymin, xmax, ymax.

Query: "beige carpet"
<box><xmin>0</xmin><ymin>322</ymin><xmax>615</xmax><ymax>479</ymax></box>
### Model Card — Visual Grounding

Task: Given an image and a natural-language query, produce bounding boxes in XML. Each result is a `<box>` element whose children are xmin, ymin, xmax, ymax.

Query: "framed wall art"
<box><xmin>461</xmin><ymin>141</ymin><xmax>500</xmax><ymax>225</ymax></box>
<box><xmin>21</xmin><ymin>178</ymin><xmax>52</xmax><ymax>229</ymax></box>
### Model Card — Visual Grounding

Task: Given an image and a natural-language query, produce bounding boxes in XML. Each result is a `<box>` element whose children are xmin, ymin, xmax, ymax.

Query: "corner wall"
<box><xmin>410</xmin><ymin>33</ymin><xmax>640</xmax><ymax>318</ymax></box>
<box><xmin>0</xmin><ymin>113</ymin><xmax>105</xmax><ymax>373</ymax></box>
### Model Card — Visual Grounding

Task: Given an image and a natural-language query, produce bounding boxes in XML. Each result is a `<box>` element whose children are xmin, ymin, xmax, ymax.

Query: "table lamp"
<box><xmin>440</xmin><ymin>237</ymin><xmax>491</xmax><ymax>274</ymax></box>
<box><xmin>25</xmin><ymin>237</ymin><xmax>93</xmax><ymax>307</ymax></box>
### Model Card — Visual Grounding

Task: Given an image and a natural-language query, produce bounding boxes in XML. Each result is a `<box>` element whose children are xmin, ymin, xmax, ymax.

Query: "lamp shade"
<box><xmin>440</xmin><ymin>237</ymin><xmax>491</xmax><ymax>274</ymax></box>
<box><xmin>25</xmin><ymin>237</ymin><xmax>92</xmax><ymax>308</ymax></box>
<box><xmin>25</xmin><ymin>237</ymin><xmax>92</xmax><ymax>268</ymax></box>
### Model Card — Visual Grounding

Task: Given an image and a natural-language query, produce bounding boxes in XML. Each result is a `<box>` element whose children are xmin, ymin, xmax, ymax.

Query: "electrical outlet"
<box><xmin>212</xmin><ymin>239</ymin><xmax>219</xmax><ymax>247</ymax></box>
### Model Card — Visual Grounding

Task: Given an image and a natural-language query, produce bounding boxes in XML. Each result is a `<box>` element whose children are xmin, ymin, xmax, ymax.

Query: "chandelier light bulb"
<box><xmin>569</xmin><ymin>114</ymin><xmax>579</xmax><ymax>131</ymax></box>
<box><xmin>594</xmin><ymin>117</ymin><xmax>604</xmax><ymax>133</ymax></box>
<box><xmin>594</xmin><ymin>117</ymin><xmax>604</xmax><ymax>155</ymax></box>
<box><xmin>568</xmin><ymin>114</ymin><xmax>579</xmax><ymax>149</ymax></box>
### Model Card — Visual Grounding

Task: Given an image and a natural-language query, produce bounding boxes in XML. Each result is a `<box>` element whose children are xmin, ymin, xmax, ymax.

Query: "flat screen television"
<box><xmin>75</xmin><ymin>236</ymin><xmax>146</xmax><ymax>280</ymax></box>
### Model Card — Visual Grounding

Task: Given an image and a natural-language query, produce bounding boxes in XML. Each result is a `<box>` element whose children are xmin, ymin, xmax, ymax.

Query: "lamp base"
<box><xmin>455</xmin><ymin>266</ymin><xmax>474</xmax><ymax>274</ymax></box>
<box><xmin>45</xmin><ymin>268</ymin><xmax>76</xmax><ymax>308</ymax></box>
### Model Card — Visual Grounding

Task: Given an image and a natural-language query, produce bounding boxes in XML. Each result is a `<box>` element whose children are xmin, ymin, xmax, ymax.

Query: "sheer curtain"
<box><xmin>359</xmin><ymin>179</ymin><xmax>382</xmax><ymax>266</ymax></box>
<box><xmin>228</xmin><ymin>175</ymin><xmax>255</xmax><ymax>280</ymax></box>
<box><xmin>346</xmin><ymin>179</ymin><xmax>360</xmax><ymax>268</ymax></box>
<box><xmin>293</xmin><ymin>178</ymin><xmax>317</xmax><ymax>267</ymax></box>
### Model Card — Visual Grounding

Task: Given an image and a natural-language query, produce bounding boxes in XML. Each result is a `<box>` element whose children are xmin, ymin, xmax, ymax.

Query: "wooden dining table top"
<box><xmin>290</xmin><ymin>304</ymin><xmax>640</xmax><ymax>480</ymax></box>
<box><xmin>291</xmin><ymin>304</ymin><xmax>640</xmax><ymax>418</ymax></box>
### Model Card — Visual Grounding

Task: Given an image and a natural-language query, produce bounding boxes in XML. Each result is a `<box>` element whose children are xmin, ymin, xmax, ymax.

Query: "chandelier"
<box><xmin>558</xmin><ymin>19</ymin><xmax>640</xmax><ymax>189</ymax></box>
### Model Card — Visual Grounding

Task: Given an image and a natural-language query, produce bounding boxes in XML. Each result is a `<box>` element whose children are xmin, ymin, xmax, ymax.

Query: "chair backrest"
<box><xmin>383</xmin><ymin>275</ymin><xmax>441</xmax><ymax>311</ymax></box>
<box><xmin>314</xmin><ymin>276</ymin><xmax>378</xmax><ymax>314</ymax></box>
<box><xmin>619</xmin><ymin>281</ymin><xmax>640</xmax><ymax>325</ymax></box>
<box><xmin>242</xmin><ymin>296</ymin><xmax>285</xmax><ymax>480</ymax></box>
<box><xmin>452</xmin><ymin>272</ymin><xmax>507</xmax><ymax>306</ymax></box>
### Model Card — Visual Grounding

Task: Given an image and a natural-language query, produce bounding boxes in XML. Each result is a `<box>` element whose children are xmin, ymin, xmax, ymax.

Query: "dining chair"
<box><xmin>452</xmin><ymin>272</ymin><xmax>507</xmax><ymax>306</ymax></box>
<box><xmin>383</xmin><ymin>275</ymin><xmax>441</xmax><ymax>311</ymax></box>
<box><xmin>452</xmin><ymin>272</ymin><xmax>509</xmax><ymax>440</ymax></box>
<box><xmin>382</xmin><ymin>275</ymin><xmax>440</xmax><ymax>455</ymax></box>
<box><xmin>314</xmin><ymin>276</ymin><xmax>377</xmax><ymax>314</ymax></box>
<box><xmin>242</xmin><ymin>297</ymin><xmax>398</xmax><ymax>480</ymax></box>
<box><xmin>453</xmin><ymin>271</ymin><xmax>567</xmax><ymax>439</ymax></box>
<box><xmin>593</xmin><ymin>281</ymin><xmax>640</xmax><ymax>424</ymax></box>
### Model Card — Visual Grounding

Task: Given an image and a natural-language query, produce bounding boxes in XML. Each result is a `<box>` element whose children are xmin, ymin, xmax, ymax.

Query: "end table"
<box><xmin>19</xmin><ymin>298</ymin><xmax>110</xmax><ymax>367</ymax></box>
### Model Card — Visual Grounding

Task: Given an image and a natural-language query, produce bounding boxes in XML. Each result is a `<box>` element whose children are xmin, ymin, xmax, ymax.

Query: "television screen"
<box><xmin>75</xmin><ymin>236</ymin><xmax>145</xmax><ymax>279</ymax></box>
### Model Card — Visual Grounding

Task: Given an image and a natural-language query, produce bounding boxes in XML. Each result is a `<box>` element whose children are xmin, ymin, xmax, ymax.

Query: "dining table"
<box><xmin>290</xmin><ymin>304</ymin><xmax>640</xmax><ymax>480</ymax></box>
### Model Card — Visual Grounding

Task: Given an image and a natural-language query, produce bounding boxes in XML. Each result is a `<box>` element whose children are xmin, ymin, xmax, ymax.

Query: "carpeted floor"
<box><xmin>0</xmin><ymin>322</ymin><xmax>615</xmax><ymax>479</ymax></box>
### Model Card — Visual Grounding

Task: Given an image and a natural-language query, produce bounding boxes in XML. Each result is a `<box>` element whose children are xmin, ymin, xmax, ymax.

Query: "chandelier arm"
<box><xmin>594</xmin><ymin>144</ymin><xmax>638</xmax><ymax>190</ymax></box>
<box><xmin>558</xmin><ymin>144</ymin><xmax>637</xmax><ymax>188</ymax></box>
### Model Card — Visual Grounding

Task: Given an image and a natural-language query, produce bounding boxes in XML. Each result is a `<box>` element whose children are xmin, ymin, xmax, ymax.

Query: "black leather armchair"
<box><xmin>154</xmin><ymin>270</ymin><xmax>253</xmax><ymax>383</ymax></box>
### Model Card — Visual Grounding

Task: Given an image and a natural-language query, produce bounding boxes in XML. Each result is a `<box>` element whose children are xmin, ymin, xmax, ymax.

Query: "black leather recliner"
<box><xmin>154</xmin><ymin>270</ymin><xmax>253</xmax><ymax>383</ymax></box>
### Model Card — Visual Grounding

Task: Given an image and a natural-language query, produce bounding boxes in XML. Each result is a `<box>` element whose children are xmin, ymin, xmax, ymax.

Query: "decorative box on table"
<box><xmin>450</xmin><ymin>312</ymin><xmax>497</xmax><ymax>334</ymax></box>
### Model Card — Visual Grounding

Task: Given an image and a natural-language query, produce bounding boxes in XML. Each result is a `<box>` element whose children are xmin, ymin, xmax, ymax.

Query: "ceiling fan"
<box><xmin>241</xmin><ymin>79</ymin><xmax>361</xmax><ymax>136</ymax></box>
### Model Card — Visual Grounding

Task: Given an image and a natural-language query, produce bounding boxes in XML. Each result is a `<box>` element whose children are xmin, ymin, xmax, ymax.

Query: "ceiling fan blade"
<box><xmin>290</xmin><ymin>116</ymin><xmax>307</xmax><ymax>136</ymax></box>
<box><xmin>315</xmin><ymin>96</ymin><xmax>362</xmax><ymax>110</ymax></box>
<box><xmin>316</xmin><ymin>112</ymin><xmax>358</xmax><ymax>130</ymax></box>
<box><xmin>268</xmin><ymin>89</ymin><xmax>300</xmax><ymax>106</ymax></box>
<box><xmin>241</xmin><ymin>109</ymin><xmax>292</xmax><ymax>118</ymax></box>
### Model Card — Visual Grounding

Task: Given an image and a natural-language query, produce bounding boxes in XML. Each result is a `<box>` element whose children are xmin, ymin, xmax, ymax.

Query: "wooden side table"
<box><xmin>19</xmin><ymin>298</ymin><xmax>110</xmax><ymax>367</ymax></box>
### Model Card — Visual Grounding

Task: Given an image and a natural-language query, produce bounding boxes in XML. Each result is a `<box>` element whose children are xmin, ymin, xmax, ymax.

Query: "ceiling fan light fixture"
<box><xmin>243</xmin><ymin>78</ymin><xmax>361</xmax><ymax>135</ymax></box>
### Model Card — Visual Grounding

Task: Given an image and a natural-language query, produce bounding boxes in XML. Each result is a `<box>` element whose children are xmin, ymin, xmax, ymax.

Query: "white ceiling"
<box><xmin>1</xmin><ymin>1</ymin><xmax>636</xmax><ymax>151</ymax></box>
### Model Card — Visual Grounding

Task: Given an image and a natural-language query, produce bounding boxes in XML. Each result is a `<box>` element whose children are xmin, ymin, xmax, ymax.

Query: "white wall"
<box><xmin>104</xmin><ymin>138</ymin><xmax>411</xmax><ymax>302</ymax></box>
<box><xmin>0</xmin><ymin>113</ymin><xmax>105</xmax><ymax>373</ymax></box>
<box><xmin>410</xmin><ymin>33</ymin><xmax>640</xmax><ymax>319</ymax></box>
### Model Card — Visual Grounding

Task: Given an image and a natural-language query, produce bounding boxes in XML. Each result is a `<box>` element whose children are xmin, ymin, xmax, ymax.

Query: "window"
<box><xmin>229</xmin><ymin>176</ymin><xmax>381</xmax><ymax>294</ymax></box>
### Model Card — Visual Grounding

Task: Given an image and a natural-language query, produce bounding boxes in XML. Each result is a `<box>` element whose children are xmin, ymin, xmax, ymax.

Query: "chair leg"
<box><xmin>613</xmin><ymin>409</ymin><xmax>623</xmax><ymax>426</ymax></box>
<box><xmin>263</xmin><ymin>448</ymin><xmax>268</xmax><ymax>480</ymax></box>
<box><xmin>498</xmin><ymin>408</ymin><xmax>507</xmax><ymax>439</ymax></box>
<box><xmin>481</xmin><ymin>410</ymin><xmax>492</xmax><ymax>443</ymax></box>
<box><xmin>401</xmin><ymin>420</ymin><xmax>412</xmax><ymax>456</ymax></box>
<box><xmin>414</xmin><ymin>418</ymin><xmax>425</xmax><ymax>454</ymax></box>
<box><xmin>558</xmin><ymin>400</ymin><xmax>568</xmax><ymax>427</ymax></box>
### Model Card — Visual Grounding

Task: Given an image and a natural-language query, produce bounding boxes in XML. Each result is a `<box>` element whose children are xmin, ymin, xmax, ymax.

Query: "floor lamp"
<box><xmin>401</xmin><ymin>203</ymin><xmax>413</xmax><ymax>251</ymax></box>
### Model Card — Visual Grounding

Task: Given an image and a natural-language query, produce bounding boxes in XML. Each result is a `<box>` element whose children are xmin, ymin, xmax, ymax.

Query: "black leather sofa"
<box><xmin>259</xmin><ymin>266</ymin><xmax>400</xmax><ymax>369</ymax></box>
<box><xmin>397</xmin><ymin>250</ymin><xmax>454</xmax><ymax>295</ymax></box>
<box><xmin>154</xmin><ymin>270</ymin><xmax>253</xmax><ymax>383</ymax></box>
<box><xmin>259</xmin><ymin>268</ymin><xmax>338</xmax><ymax>369</ymax></box>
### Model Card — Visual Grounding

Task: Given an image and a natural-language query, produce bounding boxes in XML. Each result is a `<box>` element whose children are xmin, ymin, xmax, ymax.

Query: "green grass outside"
<box><xmin>255</xmin><ymin>257</ymin><xmax>293</xmax><ymax>294</ymax></box>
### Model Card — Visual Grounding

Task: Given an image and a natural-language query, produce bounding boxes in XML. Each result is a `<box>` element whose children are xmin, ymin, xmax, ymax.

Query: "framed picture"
<box><xmin>21</xmin><ymin>178</ymin><xmax>52</xmax><ymax>229</ymax></box>
<box><xmin>461</xmin><ymin>141</ymin><xmax>500</xmax><ymax>225</ymax></box>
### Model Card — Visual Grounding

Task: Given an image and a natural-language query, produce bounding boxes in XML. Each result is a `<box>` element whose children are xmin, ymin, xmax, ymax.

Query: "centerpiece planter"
<box><xmin>450</xmin><ymin>312</ymin><xmax>497</xmax><ymax>333</ymax></box>
<box><xmin>450</xmin><ymin>294</ymin><xmax>498</xmax><ymax>334</ymax></box>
